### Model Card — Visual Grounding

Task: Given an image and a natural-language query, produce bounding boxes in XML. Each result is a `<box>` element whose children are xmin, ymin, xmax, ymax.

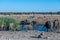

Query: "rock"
<box><xmin>30</xmin><ymin>34</ymin><xmax>42</xmax><ymax>38</ymax></box>
<box><xmin>37</xmin><ymin>33</ymin><xmax>43</xmax><ymax>38</ymax></box>
<box><xmin>42</xmin><ymin>36</ymin><xmax>48</xmax><ymax>39</ymax></box>
<box><xmin>40</xmin><ymin>33</ymin><xmax>43</xmax><ymax>36</ymax></box>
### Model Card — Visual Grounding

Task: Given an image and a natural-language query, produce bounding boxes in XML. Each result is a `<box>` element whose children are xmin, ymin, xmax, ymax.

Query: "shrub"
<box><xmin>0</xmin><ymin>17</ymin><xmax>18</xmax><ymax>29</ymax></box>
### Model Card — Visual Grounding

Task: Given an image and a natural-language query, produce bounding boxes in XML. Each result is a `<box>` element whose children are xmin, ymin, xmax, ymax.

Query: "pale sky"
<box><xmin>0</xmin><ymin>0</ymin><xmax>60</xmax><ymax>12</ymax></box>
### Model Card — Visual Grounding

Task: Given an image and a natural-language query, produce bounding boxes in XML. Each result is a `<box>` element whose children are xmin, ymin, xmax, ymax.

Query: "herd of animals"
<box><xmin>0</xmin><ymin>18</ymin><xmax>59</xmax><ymax>32</ymax></box>
<box><xmin>17</xmin><ymin>19</ymin><xmax>60</xmax><ymax>32</ymax></box>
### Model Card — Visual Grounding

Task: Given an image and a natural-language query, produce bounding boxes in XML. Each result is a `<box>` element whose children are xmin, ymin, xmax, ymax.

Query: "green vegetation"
<box><xmin>0</xmin><ymin>17</ymin><xmax>18</xmax><ymax>29</ymax></box>
<box><xmin>0</xmin><ymin>12</ymin><xmax>60</xmax><ymax>15</ymax></box>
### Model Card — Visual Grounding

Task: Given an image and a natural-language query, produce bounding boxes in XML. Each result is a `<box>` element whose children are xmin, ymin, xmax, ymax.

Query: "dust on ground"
<box><xmin>0</xmin><ymin>31</ymin><xmax>60</xmax><ymax>40</ymax></box>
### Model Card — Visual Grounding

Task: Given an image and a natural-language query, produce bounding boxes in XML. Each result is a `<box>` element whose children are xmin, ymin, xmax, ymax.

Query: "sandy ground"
<box><xmin>0</xmin><ymin>31</ymin><xmax>60</xmax><ymax>40</ymax></box>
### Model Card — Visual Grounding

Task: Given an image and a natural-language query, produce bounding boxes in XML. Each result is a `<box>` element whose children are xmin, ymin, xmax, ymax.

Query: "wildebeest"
<box><xmin>1</xmin><ymin>24</ymin><xmax>5</xmax><ymax>31</ymax></box>
<box><xmin>9</xmin><ymin>22</ymin><xmax>15</xmax><ymax>31</ymax></box>
<box><xmin>31</xmin><ymin>21</ymin><xmax>37</xmax><ymax>30</ymax></box>
<box><xmin>18</xmin><ymin>19</ymin><xmax>31</xmax><ymax>31</ymax></box>
<box><xmin>53</xmin><ymin>20</ymin><xmax>59</xmax><ymax>31</ymax></box>
<box><xmin>6</xmin><ymin>24</ymin><xmax>10</xmax><ymax>31</ymax></box>
<box><xmin>44</xmin><ymin>21</ymin><xmax>51</xmax><ymax>32</ymax></box>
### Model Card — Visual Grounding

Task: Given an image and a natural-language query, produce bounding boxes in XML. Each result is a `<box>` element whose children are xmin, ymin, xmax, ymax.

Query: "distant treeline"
<box><xmin>0</xmin><ymin>12</ymin><xmax>60</xmax><ymax>15</ymax></box>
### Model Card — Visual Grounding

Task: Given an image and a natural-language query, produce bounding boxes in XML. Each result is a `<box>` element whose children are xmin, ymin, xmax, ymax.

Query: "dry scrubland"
<box><xmin>0</xmin><ymin>13</ymin><xmax>60</xmax><ymax>40</ymax></box>
<box><xmin>1</xmin><ymin>14</ymin><xmax>60</xmax><ymax>24</ymax></box>
<box><xmin>0</xmin><ymin>31</ymin><xmax>60</xmax><ymax>40</ymax></box>
<box><xmin>0</xmin><ymin>14</ymin><xmax>60</xmax><ymax>30</ymax></box>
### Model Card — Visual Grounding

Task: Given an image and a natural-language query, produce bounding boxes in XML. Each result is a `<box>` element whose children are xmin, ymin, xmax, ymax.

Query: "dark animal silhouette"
<box><xmin>6</xmin><ymin>25</ymin><xmax>9</xmax><ymax>31</ymax></box>
<box><xmin>44</xmin><ymin>21</ymin><xmax>51</xmax><ymax>32</ymax></box>
<box><xmin>31</xmin><ymin>21</ymin><xmax>37</xmax><ymax>30</ymax></box>
<box><xmin>53</xmin><ymin>20</ymin><xmax>59</xmax><ymax>31</ymax></box>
